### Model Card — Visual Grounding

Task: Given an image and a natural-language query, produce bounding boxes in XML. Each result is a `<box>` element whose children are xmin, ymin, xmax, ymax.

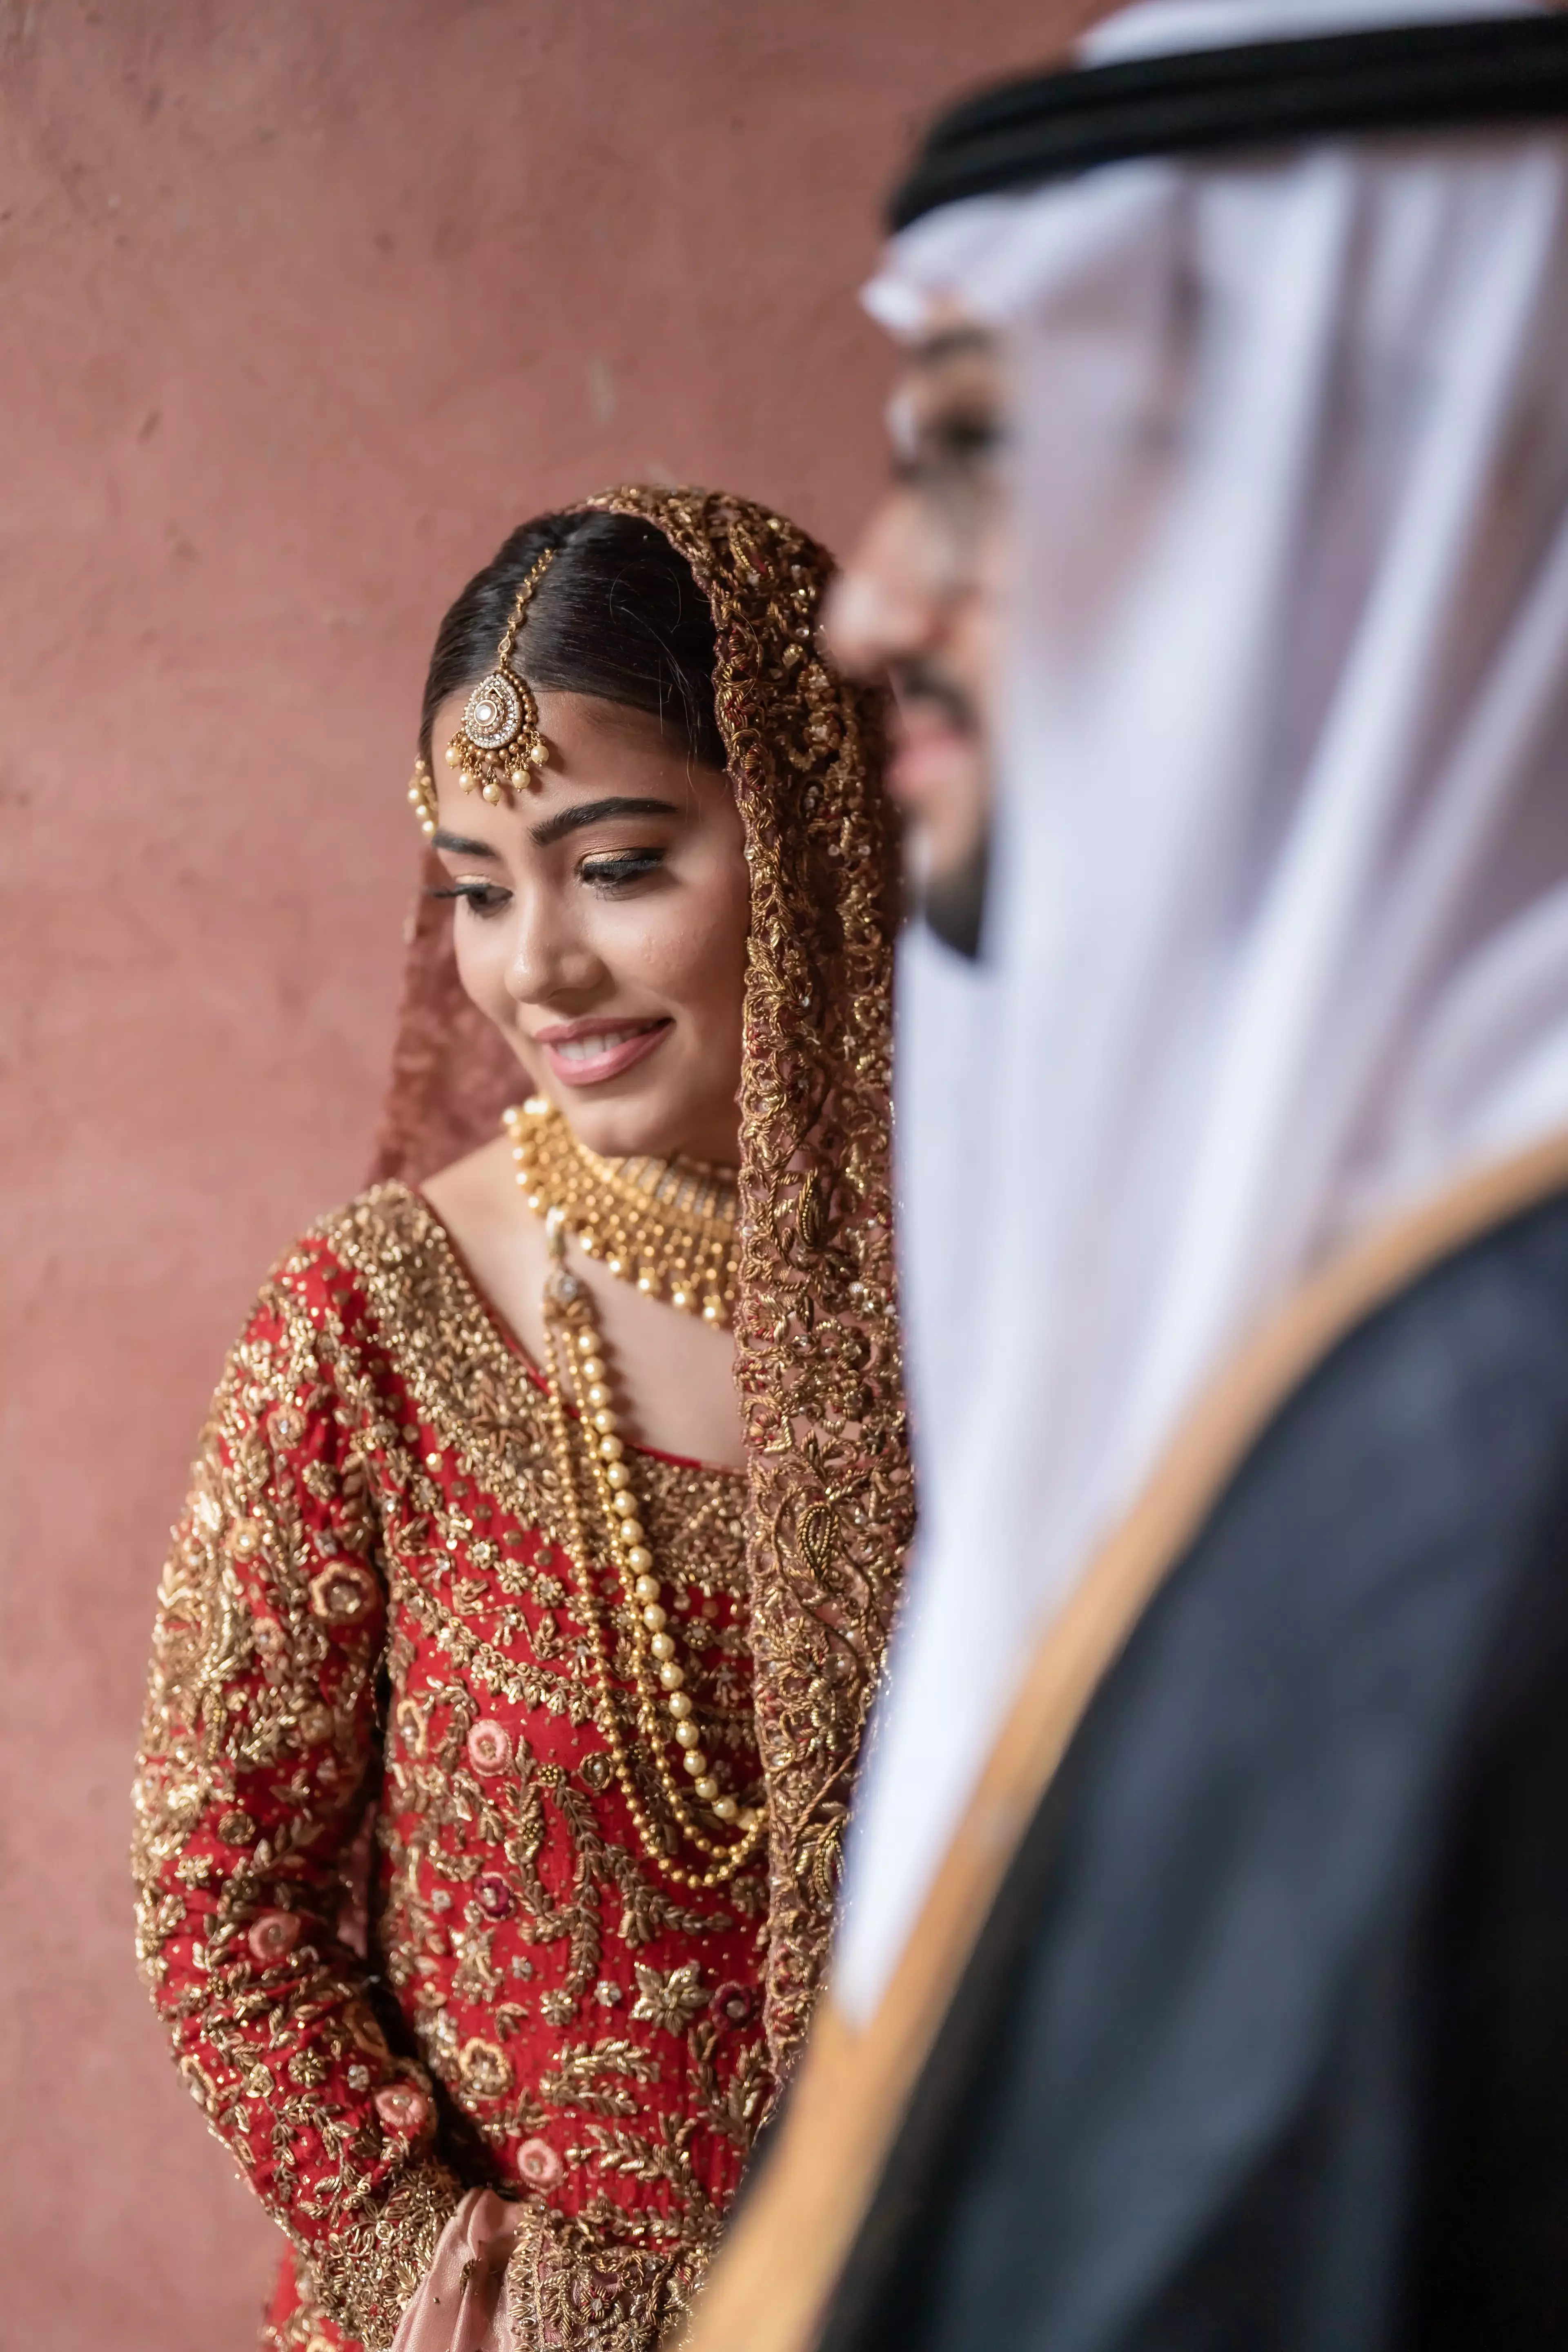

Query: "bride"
<box><xmin>132</xmin><ymin>488</ymin><xmax>910</xmax><ymax>2352</ymax></box>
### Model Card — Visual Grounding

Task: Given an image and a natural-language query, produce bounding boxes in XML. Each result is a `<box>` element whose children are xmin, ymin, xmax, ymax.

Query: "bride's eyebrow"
<box><xmin>432</xmin><ymin>829</ymin><xmax>499</xmax><ymax>857</ymax></box>
<box><xmin>530</xmin><ymin>796</ymin><xmax>679</xmax><ymax>847</ymax></box>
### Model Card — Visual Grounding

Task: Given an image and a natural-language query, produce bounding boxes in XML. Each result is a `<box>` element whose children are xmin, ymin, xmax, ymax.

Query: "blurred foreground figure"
<box><xmin>684</xmin><ymin>5</ymin><xmax>1568</xmax><ymax>2349</ymax></box>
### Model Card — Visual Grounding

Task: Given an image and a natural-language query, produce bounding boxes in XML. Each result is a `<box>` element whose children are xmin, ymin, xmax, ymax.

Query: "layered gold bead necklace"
<box><xmin>506</xmin><ymin>1097</ymin><xmax>762</xmax><ymax>1889</ymax></box>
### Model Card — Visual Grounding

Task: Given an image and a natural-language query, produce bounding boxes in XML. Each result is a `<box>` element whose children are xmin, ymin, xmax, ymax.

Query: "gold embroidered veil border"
<box><xmin>369</xmin><ymin>485</ymin><xmax>914</xmax><ymax>2069</ymax></box>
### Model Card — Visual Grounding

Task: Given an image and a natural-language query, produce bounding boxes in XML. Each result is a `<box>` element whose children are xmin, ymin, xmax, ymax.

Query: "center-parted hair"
<box><xmin>419</xmin><ymin>509</ymin><xmax>725</xmax><ymax>773</ymax></box>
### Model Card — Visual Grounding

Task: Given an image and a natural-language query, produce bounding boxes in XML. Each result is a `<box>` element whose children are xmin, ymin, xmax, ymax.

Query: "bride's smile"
<box><xmin>532</xmin><ymin>1018</ymin><xmax>670</xmax><ymax>1082</ymax></box>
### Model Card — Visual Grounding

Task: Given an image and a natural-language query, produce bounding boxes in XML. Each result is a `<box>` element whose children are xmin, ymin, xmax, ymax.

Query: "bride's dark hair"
<box><xmin>419</xmin><ymin>508</ymin><xmax>725</xmax><ymax>772</ymax></box>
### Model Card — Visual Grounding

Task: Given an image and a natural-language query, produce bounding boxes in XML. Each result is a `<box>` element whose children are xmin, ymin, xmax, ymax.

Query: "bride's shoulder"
<box><xmin>255</xmin><ymin>1174</ymin><xmax>464</xmax><ymax>1330</ymax></box>
<box><xmin>236</xmin><ymin>1138</ymin><xmax>537</xmax><ymax>1373</ymax></box>
<box><xmin>203</xmin><ymin>1178</ymin><xmax>470</xmax><ymax>1450</ymax></box>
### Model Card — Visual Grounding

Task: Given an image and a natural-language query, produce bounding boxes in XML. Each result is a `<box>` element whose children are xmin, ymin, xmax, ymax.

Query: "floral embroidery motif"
<box><xmin>630</xmin><ymin>1963</ymin><xmax>710</xmax><ymax>2038</ymax></box>
<box><xmin>710</xmin><ymin>1982</ymin><xmax>755</xmax><ymax>2030</ymax></box>
<box><xmin>247</xmin><ymin>1910</ymin><xmax>302</xmax><ymax>1963</ymax></box>
<box><xmin>518</xmin><ymin>2137</ymin><xmax>567</xmax><ymax>2188</ymax></box>
<box><xmin>466</xmin><ymin>1719</ymin><xmax>512</xmax><ymax>1775</ymax></box>
<box><xmin>374</xmin><ymin>2085</ymin><xmax>432</xmax><ymax>2134</ymax></box>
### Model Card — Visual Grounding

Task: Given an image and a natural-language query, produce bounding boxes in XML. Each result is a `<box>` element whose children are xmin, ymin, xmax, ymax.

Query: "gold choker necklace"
<box><xmin>504</xmin><ymin>1096</ymin><xmax>737</xmax><ymax>1325</ymax></box>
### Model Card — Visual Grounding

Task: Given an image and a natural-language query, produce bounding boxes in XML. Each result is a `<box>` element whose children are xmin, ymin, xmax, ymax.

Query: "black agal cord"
<box><xmin>890</xmin><ymin>17</ymin><xmax>1568</xmax><ymax>230</ymax></box>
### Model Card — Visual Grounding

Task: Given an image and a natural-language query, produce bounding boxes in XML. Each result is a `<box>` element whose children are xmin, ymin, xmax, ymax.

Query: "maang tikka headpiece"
<box><xmin>407</xmin><ymin>545</ymin><xmax>557</xmax><ymax>837</ymax></box>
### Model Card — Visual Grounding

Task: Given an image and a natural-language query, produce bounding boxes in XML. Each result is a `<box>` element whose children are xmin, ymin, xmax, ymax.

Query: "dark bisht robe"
<box><xmin>829</xmin><ymin>1178</ymin><xmax>1568</xmax><ymax>2352</ymax></box>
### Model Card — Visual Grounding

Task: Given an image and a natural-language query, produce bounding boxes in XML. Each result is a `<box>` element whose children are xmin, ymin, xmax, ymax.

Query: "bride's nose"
<box><xmin>502</xmin><ymin>883</ymin><xmax>604</xmax><ymax>1004</ymax></box>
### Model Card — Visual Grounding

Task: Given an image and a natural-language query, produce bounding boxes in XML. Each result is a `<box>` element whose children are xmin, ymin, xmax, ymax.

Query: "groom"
<box><xmin>685</xmin><ymin>9</ymin><xmax>1568</xmax><ymax>2350</ymax></box>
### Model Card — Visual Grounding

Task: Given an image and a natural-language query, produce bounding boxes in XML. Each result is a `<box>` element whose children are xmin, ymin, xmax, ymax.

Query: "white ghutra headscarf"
<box><xmin>838</xmin><ymin>0</ymin><xmax>1568</xmax><ymax>2022</ymax></box>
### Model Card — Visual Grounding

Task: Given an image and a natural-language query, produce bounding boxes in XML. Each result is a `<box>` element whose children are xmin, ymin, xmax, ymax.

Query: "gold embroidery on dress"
<box><xmin>133</xmin><ymin>1193</ymin><xmax>770</xmax><ymax>2349</ymax></box>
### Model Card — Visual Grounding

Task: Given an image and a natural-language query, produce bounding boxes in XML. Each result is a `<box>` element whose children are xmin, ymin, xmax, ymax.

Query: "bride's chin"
<box><xmin>557</xmin><ymin>1098</ymin><xmax>688</xmax><ymax>1163</ymax></box>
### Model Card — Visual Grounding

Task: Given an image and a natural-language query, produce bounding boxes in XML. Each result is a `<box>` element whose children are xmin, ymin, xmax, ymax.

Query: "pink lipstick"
<box><xmin>530</xmin><ymin>1016</ymin><xmax>672</xmax><ymax>1088</ymax></box>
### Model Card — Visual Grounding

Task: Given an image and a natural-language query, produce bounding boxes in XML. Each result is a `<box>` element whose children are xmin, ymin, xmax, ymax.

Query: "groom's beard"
<box><xmin>920</xmin><ymin>826</ymin><xmax>990</xmax><ymax>960</ymax></box>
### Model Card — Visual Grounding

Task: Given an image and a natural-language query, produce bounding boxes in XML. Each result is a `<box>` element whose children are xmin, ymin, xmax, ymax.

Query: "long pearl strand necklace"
<box><xmin>521</xmin><ymin>1129</ymin><xmax>764</xmax><ymax>1889</ymax></box>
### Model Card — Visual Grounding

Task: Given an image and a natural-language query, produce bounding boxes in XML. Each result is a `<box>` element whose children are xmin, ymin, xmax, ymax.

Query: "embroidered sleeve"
<box><xmin>505</xmin><ymin>2210</ymin><xmax>709</xmax><ymax>2351</ymax></box>
<box><xmin>131</xmin><ymin>1257</ymin><xmax>460</xmax><ymax>2350</ymax></box>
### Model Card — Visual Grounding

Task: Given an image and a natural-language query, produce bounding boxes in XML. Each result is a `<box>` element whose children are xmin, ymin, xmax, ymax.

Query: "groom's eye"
<box><xmin>932</xmin><ymin>407</ymin><xmax>1004</xmax><ymax>468</ymax></box>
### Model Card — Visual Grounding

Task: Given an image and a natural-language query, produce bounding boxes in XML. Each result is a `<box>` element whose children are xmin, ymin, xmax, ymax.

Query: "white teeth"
<box><xmin>554</xmin><ymin>1027</ymin><xmax>647</xmax><ymax>1063</ymax></box>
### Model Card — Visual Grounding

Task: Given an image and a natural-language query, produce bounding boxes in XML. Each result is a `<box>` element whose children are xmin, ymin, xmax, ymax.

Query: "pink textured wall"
<box><xmin>0</xmin><ymin>4</ymin><xmax>1077</xmax><ymax>2345</ymax></box>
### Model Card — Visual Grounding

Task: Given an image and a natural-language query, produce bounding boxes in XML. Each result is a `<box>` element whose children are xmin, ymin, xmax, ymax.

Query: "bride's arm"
<box><xmin>131</xmin><ymin>1252</ymin><xmax>461</xmax><ymax>2350</ymax></box>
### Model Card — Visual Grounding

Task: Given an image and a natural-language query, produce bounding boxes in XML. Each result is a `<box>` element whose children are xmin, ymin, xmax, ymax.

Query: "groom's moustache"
<box><xmin>889</xmin><ymin>656</ymin><xmax>980</xmax><ymax>738</ymax></box>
